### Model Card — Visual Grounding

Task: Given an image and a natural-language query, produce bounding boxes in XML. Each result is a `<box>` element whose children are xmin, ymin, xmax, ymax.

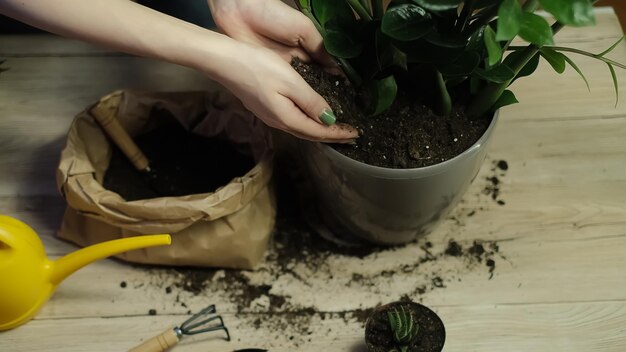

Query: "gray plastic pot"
<box><xmin>300</xmin><ymin>112</ymin><xmax>499</xmax><ymax>245</ymax></box>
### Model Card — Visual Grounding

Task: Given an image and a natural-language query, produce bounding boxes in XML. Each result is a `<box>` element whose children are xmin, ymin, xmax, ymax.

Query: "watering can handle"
<box><xmin>128</xmin><ymin>327</ymin><xmax>179</xmax><ymax>352</ymax></box>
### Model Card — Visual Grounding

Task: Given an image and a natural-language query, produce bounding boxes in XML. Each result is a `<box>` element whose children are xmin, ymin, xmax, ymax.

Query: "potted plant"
<box><xmin>295</xmin><ymin>0</ymin><xmax>625</xmax><ymax>244</ymax></box>
<box><xmin>365</xmin><ymin>300</ymin><xmax>446</xmax><ymax>352</ymax></box>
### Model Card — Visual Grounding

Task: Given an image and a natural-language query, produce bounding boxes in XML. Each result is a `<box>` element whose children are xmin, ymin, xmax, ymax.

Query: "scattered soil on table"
<box><xmin>103</xmin><ymin>109</ymin><xmax>255</xmax><ymax>201</ymax></box>
<box><xmin>482</xmin><ymin>159</ymin><xmax>510</xmax><ymax>206</ymax></box>
<box><xmin>366</xmin><ymin>301</ymin><xmax>445</xmax><ymax>352</ymax></box>
<box><xmin>119</xmin><ymin>155</ymin><xmax>509</xmax><ymax>348</ymax></box>
<box><xmin>292</xmin><ymin>58</ymin><xmax>491</xmax><ymax>169</ymax></box>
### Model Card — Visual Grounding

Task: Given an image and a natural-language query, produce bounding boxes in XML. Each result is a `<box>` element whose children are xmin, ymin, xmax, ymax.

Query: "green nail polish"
<box><xmin>320</xmin><ymin>109</ymin><xmax>337</xmax><ymax>126</ymax></box>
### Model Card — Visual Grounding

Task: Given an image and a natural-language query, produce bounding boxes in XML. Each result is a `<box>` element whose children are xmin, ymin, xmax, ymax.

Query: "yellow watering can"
<box><xmin>0</xmin><ymin>215</ymin><xmax>171</xmax><ymax>331</ymax></box>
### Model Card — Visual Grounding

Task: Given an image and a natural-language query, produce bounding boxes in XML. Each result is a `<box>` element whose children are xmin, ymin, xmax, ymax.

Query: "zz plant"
<box><xmin>296</xmin><ymin>0</ymin><xmax>626</xmax><ymax>118</ymax></box>
<box><xmin>387</xmin><ymin>305</ymin><xmax>420</xmax><ymax>352</ymax></box>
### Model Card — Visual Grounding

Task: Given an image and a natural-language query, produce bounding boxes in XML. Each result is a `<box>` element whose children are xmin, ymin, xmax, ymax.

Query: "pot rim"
<box><xmin>312</xmin><ymin>110</ymin><xmax>499</xmax><ymax>179</ymax></box>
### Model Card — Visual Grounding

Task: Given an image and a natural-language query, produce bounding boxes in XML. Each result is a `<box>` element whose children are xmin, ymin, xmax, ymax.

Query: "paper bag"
<box><xmin>56</xmin><ymin>90</ymin><xmax>275</xmax><ymax>269</ymax></box>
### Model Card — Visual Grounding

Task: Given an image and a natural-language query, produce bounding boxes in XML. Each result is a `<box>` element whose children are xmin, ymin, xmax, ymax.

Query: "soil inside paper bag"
<box><xmin>103</xmin><ymin>109</ymin><xmax>255</xmax><ymax>201</ymax></box>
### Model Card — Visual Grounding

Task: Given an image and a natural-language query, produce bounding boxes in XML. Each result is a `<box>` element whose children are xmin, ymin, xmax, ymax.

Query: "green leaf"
<box><xmin>518</xmin><ymin>12</ymin><xmax>555</xmax><ymax>47</ymax></box>
<box><xmin>599</xmin><ymin>35</ymin><xmax>626</xmax><ymax>57</ymax></box>
<box><xmin>504</xmin><ymin>50</ymin><xmax>540</xmax><ymax>81</ymax></box>
<box><xmin>312</xmin><ymin>0</ymin><xmax>355</xmax><ymax>26</ymax></box>
<box><xmin>297</xmin><ymin>0</ymin><xmax>310</xmax><ymax>10</ymax></box>
<box><xmin>492</xmin><ymin>90</ymin><xmax>519</xmax><ymax>110</ymax></box>
<box><xmin>483</xmin><ymin>26</ymin><xmax>502</xmax><ymax>66</ymax></box>
<box><xmin>496</xmin><ymin>0</ymin><xmax>522</xmax><ymax>41</ymax></box>
<box><xmin>563</xmin><ymin>55</ymin><xmax>590</xmax><ymax>91</ymax></box>
<box><xmin>475</xmin><ymin>64</ymin><xmax>516</xmax><ymax>83</ymax></box>
<box><xmin>539</xmin><ymin>0</ymin><xmax>595</xmax><ymax>27</ymax></box>
<box><xmin>324</xmin><ymin>26</ymin><xmax>363</xmax><ymax>58</ymax></box>
<box><xmin>608</xmin><ymin>63</ymin><xmax>619</xmax><ymax>108</ymax></box>
<box><xmin>540</xmin><ymin>47</ymin><xmax>566</xmax><ymax>74</ymax></box>
<box><xmin>467</xmin><ymin>26</ymin><xmax>486</xmax><ymax>51</ymax></box>
<box><xmin>435</xmin><ymin>70</ymin><xmax>453</xmax><ymax>117</ymax></box>
<box><xmin>425</xmin><ymin>31</ymin><xmax>467</xmax><ymax>48</ymax></box>
<box><xmin>382</xmin><ymin>4</ymin><xmax>432</xmax><ymax>41</ymax></box>
<box><xmin>412</xmin><ymin>0</ymin><xmax>463</xmax><ymax>11</ymax></box>
<box><xmin>475</xmin><ymin>0</ymin><xmax>500</xmax><ymax>9</ymax></box>
<box><xmin>366</xmin><ymin>76</ymin><xmax>398</xmax><ymax>116</ymax></box>
<box><xmin>376</xmin><ymin>29</ymin><xmax>408</xmax><ymax>71</ymax></box>
<box><xmin>438</xmin><ymin>51</ymin><xmax>481</xmax><ymax>77</ymax></box>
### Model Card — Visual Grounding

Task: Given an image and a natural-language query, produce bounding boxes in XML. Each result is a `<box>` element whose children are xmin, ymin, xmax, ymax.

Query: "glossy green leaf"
<box><xmin>563</xmin><ymin>55</ymin><xmax>590</xmax><ymax>91</ymax></box>
<box><xmin>376</xmin><ymin>29</ymin><xmax>408</xmax><ymax>71</ymax></box>
<box><xmin>324</xmin><ymin>27</ymin><xmax>363</xmax><ymax>58</ymax></box>
<box><xmin>518</xmin><ymin>12</ymin><xmax>555</xmax><ymax>47</ymax></box>
<box><xmin>504</xmin><ymin>50</ymin><xmax>540</xmax><ymax>81</ymax></box>
<box><xmin>438</xmin><ymin>51</ymin><xmax>481</xmax><ymax>77</ymax></box>
<box><xmin>496</xmin><ymin>0</ymin><xmax>522</xmax><ymax>41</ymax></box>
<box><xmin>475</xmin><ymin>0</ymin><xmax>500</xmax><ymax>8</ymax></box>
<box><xmin>467</xmin><ymin>26</ymin><xmax>486</xmax><ymax>51</ymax></box>
<box><xmin>540</xmin><ymin>47</ymin><xmax>566</xmax><ymax>74</ymax></box>
<box><xmin>435</xmin><ymin>70</ymin><xmax>452</xmax><ymax>117</ymax></box>
<box><xmin>539</xmin><ymin>0</ymin><xmax>595</xmax><ymax>27</ymax></box>
<box><xmin>483</xmin><ymin>26</ymin><xmax>502</xmax><ymax>66</ymax></box>
<box><xmin>475</xmin><ymin>64</ymin><xmax>515</xmax><ymax>83</ymax></box>
<box><xmin>412</xmin><ymin>0</ymin><xmax>463</xmax><ymax>11</ymax></box>
<box><xmin>366</xmin><ymin>76</ymin><xmax>398</xmax><ymax>116</ymax></box>
<box><xmin>608</xmin><ymin>63</ymin><xmax>619</xmax><ymax>107</ymax></box>
<box><xmin>382</xmin><ymin>4</ymin><xmax>432</xmax><ymax>41</ymax></box>
<box><xmin>312</xmin><ymin>0</ymin><xmax>355</xmax><ymax>26</ymax></box>
<box><xmin>425</xmin><ymin>31</ymin><xmax>467</xmax><ymax>48</ymax></box>
<box><xmin>492</xmin><ymin>90</ymin><xmax>519</xmax><ymax>110</ymax></box>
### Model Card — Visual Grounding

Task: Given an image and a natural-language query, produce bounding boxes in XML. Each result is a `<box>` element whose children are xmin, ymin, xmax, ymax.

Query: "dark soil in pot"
<box><xmin>365</xmin><ymin>301</ymin><xmax>445</xmax><ymax>352</ymax></box>
<box><xmin>103</xmin><ymin>110</ymin><xmax>255</xmax><ymax>201</ymax></box>
<box><xmin>292</xmin><ymin>59</ymin><xmax>491</xmax><ymax>169</ymax></box>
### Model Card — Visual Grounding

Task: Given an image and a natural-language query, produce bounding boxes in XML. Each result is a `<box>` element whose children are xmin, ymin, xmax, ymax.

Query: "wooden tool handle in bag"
<box><xmin>128</xmin><ymin>328</ymin><xmax>180</xmax><ymax>352</ymax></box>
<box><xmin>90</xmin><ymin>101</ymin><xmax>150</xmax><ymax>172</ymax></box>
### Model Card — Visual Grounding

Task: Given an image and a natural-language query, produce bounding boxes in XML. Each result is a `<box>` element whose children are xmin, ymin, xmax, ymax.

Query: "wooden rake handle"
<box><xmin>128</xmin><ymin>328</ymin><xmax>180</xmax><ymax>352</ymax></box>
<box><xmin>90</xmin><ymin>96</ymin><xmax>150</xmax><ymax>172</ymax></box>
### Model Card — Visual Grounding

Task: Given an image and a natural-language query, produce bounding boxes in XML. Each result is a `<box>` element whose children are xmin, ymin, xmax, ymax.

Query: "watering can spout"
<box><xmin>49</xmin><ymin>235</ymin><xmax>171</xmax><ymax>284</ymax></box>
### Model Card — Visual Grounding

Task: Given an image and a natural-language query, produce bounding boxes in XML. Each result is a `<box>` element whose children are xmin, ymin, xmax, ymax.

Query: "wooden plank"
<box><xmin>2</xmin><ymin>301</ymin><xmax>626</xmax><ymax>351</ymax></box>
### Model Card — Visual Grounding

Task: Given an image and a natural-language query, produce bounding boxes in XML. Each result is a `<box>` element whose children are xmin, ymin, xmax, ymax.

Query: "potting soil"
<box><xmin>292</xmin><ymin>59</ymin><xmax>492</xmax><ymax>169</ymax></box>
<box><xmin>103</xmin><ymin>109</ymin><xmax>255</xmax><ymax>201</ymax></box>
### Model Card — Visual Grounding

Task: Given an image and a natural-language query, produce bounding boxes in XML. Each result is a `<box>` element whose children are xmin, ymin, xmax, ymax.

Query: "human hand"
<box><xmin>208</xmin><ymin>0</ymin><xmax>337</xmax><ymax>69</ymax></box>
<box><xmin>210</xmin><ymin>41</ymin><xmax>358</xmax><ymax>143</ymax></box>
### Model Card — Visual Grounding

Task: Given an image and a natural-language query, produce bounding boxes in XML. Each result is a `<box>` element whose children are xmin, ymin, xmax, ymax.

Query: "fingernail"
<box><xmin>320</xmin><ymin>109</ymin><xmax>336</xmax><ymax>126</ymax></box>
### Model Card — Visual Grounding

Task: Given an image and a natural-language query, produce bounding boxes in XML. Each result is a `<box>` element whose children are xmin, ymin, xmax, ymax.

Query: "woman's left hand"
<box><xmin>207</xmin><ymin>0</ymin><xmax>337</xmax><ymax>69</ymax></box>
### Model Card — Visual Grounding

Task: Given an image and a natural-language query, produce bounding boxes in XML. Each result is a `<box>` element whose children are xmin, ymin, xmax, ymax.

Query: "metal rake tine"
<box><xmin>182</xmin><ymin>315</ymin><xmax>224</xmax><ymax>334</ymax></box>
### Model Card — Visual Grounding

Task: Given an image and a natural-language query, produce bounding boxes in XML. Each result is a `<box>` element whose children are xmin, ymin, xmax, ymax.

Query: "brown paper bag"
<box><xmin>56</xmin><ymin>90</ymin><xmax>275</xmax><ymax>269</ymax></box>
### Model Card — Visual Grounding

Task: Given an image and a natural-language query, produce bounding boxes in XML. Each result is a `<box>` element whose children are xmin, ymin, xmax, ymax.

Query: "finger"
<box><xmin>276</xmin><ymin>95</ymin><xmax>359</xmax><ymax>141</ymax></box>
<box><xmin>251</xmin><ymin>33</ymin><xmax>313</xmax><ymax>63</ymax></box>
<box><xmin>282</xmin><ymin>75</ymin><xmax>335</xmax><ymax>126</ymax></box>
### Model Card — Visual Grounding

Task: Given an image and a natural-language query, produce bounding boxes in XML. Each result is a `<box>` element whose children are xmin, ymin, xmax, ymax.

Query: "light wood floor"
<box><xmin>0</xmin><ymin>8</ymin><xmax>625</xmax><ymax>352</ymax></box>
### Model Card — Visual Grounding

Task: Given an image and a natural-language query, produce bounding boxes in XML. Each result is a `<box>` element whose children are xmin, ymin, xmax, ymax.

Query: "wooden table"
<box><xmin>1</xmin><ymin>8</ymin><xmax>625</xmax><ymax>352</ymax></box>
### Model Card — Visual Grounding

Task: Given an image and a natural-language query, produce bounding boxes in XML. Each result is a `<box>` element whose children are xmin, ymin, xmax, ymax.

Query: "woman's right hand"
<box><xmin>210</xmin><ymin>41</ymin><xmax>359</xmax><ymax>143</ymax></box>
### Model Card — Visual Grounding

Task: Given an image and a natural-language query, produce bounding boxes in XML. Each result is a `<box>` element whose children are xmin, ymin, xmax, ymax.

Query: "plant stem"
<box><xmin>458</xmin><ymin>0</ymin><xmax>476</xmax><ymax>32</ymax></box>
<box><xmin>522</xmin><ymin>0</ymin><xmax>540</xmax><ymax>12</ymax></box>
<box><xmin>300</xmin><ymin>8</ymin><xmax>363</xmax><ymax>85</ymax></box>
<box><xmin>372</xmin><ymin>0</ymin><xmax>384</xmax><ymax>18</ymax></box>
<box><xmin>465</xmin><ymin>5</ymin><xmax>498</xmax><ymax>34</ymax></box>
<box><xmin>346</xmin><ymin>0</ymin><xmax>373</xmax><ymax>21</ymax></box>
<box><xmin>358</xmin><ymin>0</ymin><xmax>372</xmax><ymax>15</ymax></box>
